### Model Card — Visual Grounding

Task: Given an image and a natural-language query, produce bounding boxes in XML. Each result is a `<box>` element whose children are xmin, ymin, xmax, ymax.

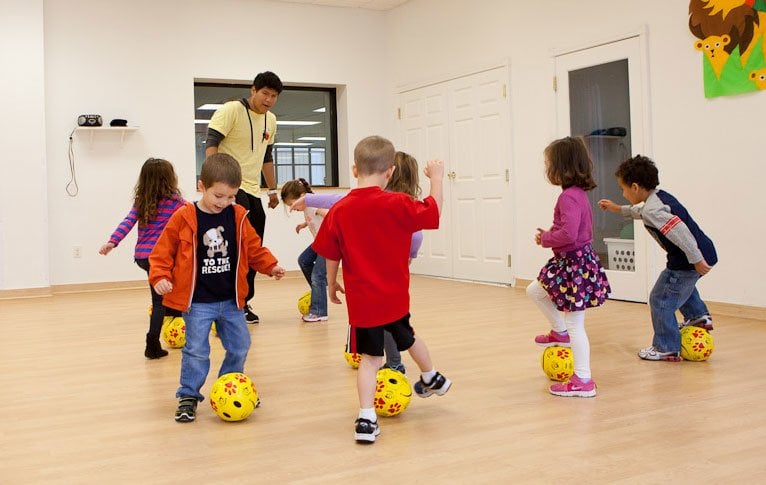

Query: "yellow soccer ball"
<box><xmin>211</xmin><ymin>321</ymin><xmax>217</xmax><ymax>337</ymax></box>
<box><xmin>209</xmin><ymin>372</ymin><xmax>259</xmax><ymax>422</ymax></box>
<box><xmin>161</xmin><ymin>316</ymin><xmax>186</xmax><ymax>349</ymax></box>
<box><xmin>541</xmin><ymin>346</ymin><xmax>574</xmax><ymax>382</ymax></box>
<box><xmin>297</xmin><ymin>291</ymin><xmax>311</xmax><ymax>316</ymax></box>
<box><xmin>680</xmin><ymin>326</ymin><xmax>714</xmax><ymax>361</ymax></box>
<box><xmin>374</xmin><ymin>368</ymin><xmax>412</xmax><ymax>417</ymax></box>
<box><xmin>344</xmin><ymin>348</ymin><xmax>362</xmax><ymax>369</ymax></box>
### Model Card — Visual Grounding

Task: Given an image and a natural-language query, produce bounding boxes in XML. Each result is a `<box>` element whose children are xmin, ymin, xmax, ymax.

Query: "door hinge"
<box><xmin>507</xmin><ymin>254</ymin><xmax>512</xmax><ymax>268</ymax></box>
<box><xmin>553</xmin><ymin>76</ymin><xmax>557</xmax><ymax>92</ymax></box>
<box><xmin>502</xmin><ymin>83</ymin><xmax>507</xmax><ymax>98</ymax></box>
<box><xmin>505</xmin><ymin>169</ymin><xmax>510</xmax><ymax>182</ymax></box>
<box><xmin>397</xmin><ymin>108</ymin><xmax>402</xmax><ymax>120</ymax></box>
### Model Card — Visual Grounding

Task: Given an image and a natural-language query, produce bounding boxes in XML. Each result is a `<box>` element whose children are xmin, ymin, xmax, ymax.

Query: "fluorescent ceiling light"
<box><xmin>197</xmin><ymin>103</ymin><xmax>223</xmax><ymax>110</ymax></box>
<box><xmin>298</xmin><ymin>136</ymin><xmax>326</xmax><ymax>141</ymax></box>
<box><xmin>277</xmin><ymin>121</ymin><xmax>320</xmax><ymax>126</ymax></box>
<box><xmin>274</xmin><ymin>142</ymin><xmax>312</xmax><ymax>146</ymax></box>
<box><xmin>194</xmin><ymin>120</ymin><xmax>210</xmax><ymax>124</ymax></box>
<box><xmin>313</xmin><ymin>107</ymin><xmax>326</xmax><ymax>113</ymax></box>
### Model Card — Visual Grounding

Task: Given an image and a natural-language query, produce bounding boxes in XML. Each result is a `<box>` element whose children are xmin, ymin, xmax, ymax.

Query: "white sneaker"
<box><xmin>302</xmin><ymin>313</ymin><xmax>328</xmax><ymax>322</ymax></box>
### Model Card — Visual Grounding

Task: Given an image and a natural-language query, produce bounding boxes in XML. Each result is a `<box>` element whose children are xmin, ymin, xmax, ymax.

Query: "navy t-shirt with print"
<box><xmin>193</xmin><ymin>204</ymin><xmax>238</xmax><ymax>303</ymax></box>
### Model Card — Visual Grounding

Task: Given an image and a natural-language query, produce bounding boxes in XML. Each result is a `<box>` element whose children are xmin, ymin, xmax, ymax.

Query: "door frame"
<box><xmin>553</xmin><ymin>28</ymin><xmax>655</xmax><ymax>303</ymax></box>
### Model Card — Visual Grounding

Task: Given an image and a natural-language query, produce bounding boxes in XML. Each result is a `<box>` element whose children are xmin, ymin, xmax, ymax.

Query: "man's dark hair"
<box><xmin>253</xmin><ymin>71</ymin><xmax>283</xmax><ymax>94</ymax></box>
<box><xmin>615</xmin><ymin>155</ymin><xmax>660</xmax><ymax>190</ymax></box>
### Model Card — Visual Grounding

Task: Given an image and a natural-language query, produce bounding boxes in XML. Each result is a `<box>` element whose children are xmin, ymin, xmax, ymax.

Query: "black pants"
<box><xmin>135</xmin><ymin>258</ymin><xmax>181</xmax><ymax>336</ymax></box>
<box><xmin>235</xmin><ymin>189</ymin><xmax>266</xmax><ymax>304</ymax></box>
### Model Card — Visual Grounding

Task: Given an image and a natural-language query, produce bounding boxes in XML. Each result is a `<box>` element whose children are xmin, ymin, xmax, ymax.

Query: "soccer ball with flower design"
<box><xmin>344</xmin><ymin>348</ymin><xmax>362</xmax><ymax>368</ymax></box>
<box><xmin>541</xmin><ymin>346</ymin><xmax>574</xmax><ymax>381</ymax></box>
<box><xmin>209</xmin><ymin>372</ymin><xmax>259</xmax><ymax>422</ymax></box>
<box><xmin>161</xmin><ymin>316</ymin><xmax>186</xmax><ymax>348</ymax></box>
<box><xmin>680</xmin><ymin>326</ymin><xmax>714</xmax><ymax>361</ymax></box>
<box><xmin>374</xmin><ymin>368</ymin><xmax>412</xmax><ymax>417</ymax></box>
<box><xmin>297</xmin><ymin>291</ymin><xmax>311</xmax><ymax>316</ymax></box>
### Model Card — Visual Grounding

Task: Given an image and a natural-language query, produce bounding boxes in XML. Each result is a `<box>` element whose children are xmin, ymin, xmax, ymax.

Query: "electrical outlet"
<box><xmin>72</xmin><ymin>246</ymin><xmax>82</xmax><ymax>259</ymax></box>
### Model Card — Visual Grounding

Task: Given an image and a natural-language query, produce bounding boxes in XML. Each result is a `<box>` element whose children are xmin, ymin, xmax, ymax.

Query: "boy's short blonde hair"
<box><xmin>353</xmin><ymin>136</ymin><xmax>395</xmax><ymax>175</ymax></box>
<box><xmin>200</xmin><ymin>153</ymin><xmax>242</xmax><ymax>188</ymax></box>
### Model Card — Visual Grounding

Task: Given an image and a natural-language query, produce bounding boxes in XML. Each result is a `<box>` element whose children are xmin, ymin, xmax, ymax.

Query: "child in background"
<box><xmin>528</xmin><ymin>136</ymin><xmax>610</xmax><ymax>398</ymax></box>
<box><xmin>99</xmin><ymin>157</ymin><xmax>186</xmax><ymax>359</ymax></box>
<box><xmin>290</xmin><ymin>151</ymin><xmax>425</xmax><ymax>374</ymax></box>
<box><xmin>599</xmin><ymin>155</ymin><xmax>716</xmax><ymax>361</ymax></box>
<box><xmin>149</xmin><ymin>153</ymin><xmax>285</xmax><ymax>423</ymax></box>
<box><xmin>280</xmin><ymin>178</ymin><xmax>329</xmax><ymax>322</ymax></box>
<box><xmin>313</xmin><ymin>136</ymin><xmax>451</xmax><ymax>444</ymax></box>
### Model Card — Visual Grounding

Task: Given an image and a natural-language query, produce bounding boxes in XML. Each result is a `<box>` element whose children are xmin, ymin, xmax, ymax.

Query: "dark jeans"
<box><xmin>235</xmin><ymin>189</ymin><xmax>267</xmax><ymax>304</ymax></box>
<box><xmin>135</xmin><ymin>258</ymin><xmax>181</xmax><ymax>337</ymax></box>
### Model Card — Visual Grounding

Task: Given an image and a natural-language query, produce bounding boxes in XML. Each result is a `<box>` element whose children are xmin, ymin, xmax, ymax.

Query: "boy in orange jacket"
<box><xmin>150</xmin><ymin>153</ymin><xmax>285</xmax><ymax>422</ymax></box>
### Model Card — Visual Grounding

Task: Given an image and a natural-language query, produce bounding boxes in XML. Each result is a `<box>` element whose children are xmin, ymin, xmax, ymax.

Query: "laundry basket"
<box><xmin>603</xmin><ymin>238</ymin><xmax>635</xmax><ymax>271</ymax></box>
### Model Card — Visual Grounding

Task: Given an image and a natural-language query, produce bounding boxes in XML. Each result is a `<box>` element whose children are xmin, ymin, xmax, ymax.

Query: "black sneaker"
<box><xmin>354</xmin><ymin>418</ymin><xmax>380</xmax><ymax>443</ymax></box>
<box><xmin>175</xmin><ymin>397</ymin><xmax>198</xmax><ymax>422</ymax></box>
<box><xmin>245</xmin><ymin>305</ymin><xmax>259</xmax><ymax>324</ymax></box>
<box><xmin>414</xmin><ymin>372</ymin><xmax>452</xmax><ymax>398</ymax></box>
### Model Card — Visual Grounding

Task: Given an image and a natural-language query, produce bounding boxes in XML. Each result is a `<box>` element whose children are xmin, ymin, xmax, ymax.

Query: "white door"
<box><xmin>400</xmin><ymin>84</ymin><xmax>452</xmax><ymax>278</ymax></box>
<box><xmin>400</xmin><ymin>66</ymin><xmax>513</xmax><ymax>284</ymax></box>
<box><xmin>554</xmin><ymin>35</ymin><xmax>650</xmax><ymax>302</ymax></box>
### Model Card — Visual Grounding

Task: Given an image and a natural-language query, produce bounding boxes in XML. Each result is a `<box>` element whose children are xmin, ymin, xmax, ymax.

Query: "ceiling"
<box><xmin>270</xmin><ymin>0</ymin><xmax>409</xmax><ymax>10</ymax></box>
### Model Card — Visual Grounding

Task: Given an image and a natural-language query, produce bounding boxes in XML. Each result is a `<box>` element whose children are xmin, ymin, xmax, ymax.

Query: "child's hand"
<box><xmin>270</xmin><ymin>265</ymin><xmax>286</xmax><ymax>280</ymax></box>
<box><xmin>290</xmin><ymin>196</ymin><xmax>306</xmax><ymax>212</ymax></box>
<box><xmin>694</xmin><ymin>259</ymin><xmax>712</xmax><ymax>276</ymax></box>
<box><xmin>598</xmin><ymin>199</ymin><xmax>620</xmax><ymax>213</ymax></box>
<box><xmin>423</xmin><ymin>160</ymin><xmax>444</xmax><ymax>180</ymax></box>
<box><xmin>534</xmin><ymin>228</ymin><xmax>544</xmax><ymax>246</ymax></box>
<box><xmin>295</xmin><ymin>222</ymin><xmax>308</xmax><ymax>234</ymax></box>
<box><xmin>328</xmin><ymin>280</ymin><xmax>345</xmax><ymax>304</ymax></box>
<box><xmin>154</xmin><ymin>279</ymin><xmax>173</xmax><ymax>295</ymax></box>
<box><xmin>98</xmin><ymin>242</ymin><xmax>115</xmax><ymax>255</ymax></box>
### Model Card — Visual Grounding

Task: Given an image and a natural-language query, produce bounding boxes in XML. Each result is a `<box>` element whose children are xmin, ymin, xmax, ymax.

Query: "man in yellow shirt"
<box><xmin>205</xmin><ymin>71</ymin><xmax>283</xmax><ymax>324</ymax></box>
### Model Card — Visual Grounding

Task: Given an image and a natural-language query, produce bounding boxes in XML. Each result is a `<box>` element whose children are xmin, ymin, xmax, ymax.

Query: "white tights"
<box><xmin>526</xmin><ymin>281</ymin><xmax>591</xmax><ymax>379</ymax></box>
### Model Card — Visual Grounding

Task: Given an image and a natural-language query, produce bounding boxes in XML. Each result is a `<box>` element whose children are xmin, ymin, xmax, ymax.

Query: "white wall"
<box><xmin>385</xmin><ymin>0</ymin><xmax>766</xmax><ymax>307</ymax></box>
<box><xmin>36</xmin><ymin>0</ymin><xmax>386</xmax><ymax>287</ymax></box>
<box><xmin>0</xmin><ymin>0</ymin><xmax>49</xmax><ymax>290</ymax></box>
<box><xmin>3</xmin><ymin>0</ymin><xmax>763</xmax><ymax>309</ymax></box>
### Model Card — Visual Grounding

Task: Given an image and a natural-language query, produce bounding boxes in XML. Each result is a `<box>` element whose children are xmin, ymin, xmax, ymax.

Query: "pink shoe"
<box><xmin>534</xmin><ymin>330</ymin><xmax>570</xmax><ymax>347</ymax></box>
<box><xmin>549</xmin><ymin>374</ymin><xmax>596</xmax><ymax>398</ymax></box>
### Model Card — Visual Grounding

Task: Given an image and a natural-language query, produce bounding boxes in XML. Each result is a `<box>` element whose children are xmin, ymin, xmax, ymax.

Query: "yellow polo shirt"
<box><xmin>208</xmin><ymin>99</ymin><xmax>277</xmax><ymax>197</ymax></box>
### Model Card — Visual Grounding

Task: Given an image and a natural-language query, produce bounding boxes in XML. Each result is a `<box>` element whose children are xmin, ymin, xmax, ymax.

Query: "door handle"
<box><xmin>447</xmin><ymin>171</ymin><xmax>456</xmax><ymax>180</ymax></box>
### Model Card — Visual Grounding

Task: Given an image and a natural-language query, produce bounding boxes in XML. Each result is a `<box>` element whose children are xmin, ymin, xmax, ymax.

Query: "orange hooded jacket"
<box><xmin>148</xmin><ymin>202</ymin><xmax>278</xmax><ymax>312</ymax></box>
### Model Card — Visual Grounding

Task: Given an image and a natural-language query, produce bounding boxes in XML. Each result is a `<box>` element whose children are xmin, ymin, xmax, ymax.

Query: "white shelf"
<box><xmin>75</xmin><ymin>126</ymin><xmax>139</xmax><ymax>146</ymax></box>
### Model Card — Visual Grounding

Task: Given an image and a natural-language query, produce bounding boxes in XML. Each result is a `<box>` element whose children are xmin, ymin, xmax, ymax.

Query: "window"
<box><xmin>193</xmin><ymin>82</ymin><xmax>338</xmax><ymax>187</ymax></box>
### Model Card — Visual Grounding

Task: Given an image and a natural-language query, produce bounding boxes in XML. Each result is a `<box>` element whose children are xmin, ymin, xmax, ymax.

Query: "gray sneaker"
<box><xmin>175</xmin><ymin>397</ymin><xmax>198</xmax><ymax>422</ymax></box>
<box><xmin>638</xmin><ymin>345</ymin><xmax>681</xmax><ymax>362</ymax></box>
<box><xmin>679</xmin><ymin>314</ymin><xmax>713</xmax><ymax>331</ymax></box>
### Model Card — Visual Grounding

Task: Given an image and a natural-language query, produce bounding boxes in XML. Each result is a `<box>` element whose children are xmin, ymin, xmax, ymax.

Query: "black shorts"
<box><xmin>348</xmin><ymin>314</ymin><xmax>416</xmax><ymax>356</ymax></box>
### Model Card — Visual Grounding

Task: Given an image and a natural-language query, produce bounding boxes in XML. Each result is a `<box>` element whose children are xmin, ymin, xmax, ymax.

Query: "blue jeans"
<box><xmin>650</xmin><ymin>269</ymin><xmax>709</xmax><ymax>353</ymax></box>
<box><xmin>177</xmin><ymin>299</ymin><xmax>251</xmax><ymax>401</ymax></box>
<box><xmin>298</xmin><ymin>245</ymin><xmax>328</xmax><ymax>316</ymax></box>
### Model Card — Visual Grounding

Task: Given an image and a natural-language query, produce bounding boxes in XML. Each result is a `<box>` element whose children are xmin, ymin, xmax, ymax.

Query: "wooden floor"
<box><xmin>1</xmin><ymin>275</ymin><xmax>764</xmax><ymax>483</ymax></box>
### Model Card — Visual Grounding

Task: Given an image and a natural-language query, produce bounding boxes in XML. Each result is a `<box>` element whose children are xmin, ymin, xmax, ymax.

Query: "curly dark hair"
<box><xmin>615</xmin><ymin>155</ymin><xmax>659</xmax><ymax>190</ymax></box>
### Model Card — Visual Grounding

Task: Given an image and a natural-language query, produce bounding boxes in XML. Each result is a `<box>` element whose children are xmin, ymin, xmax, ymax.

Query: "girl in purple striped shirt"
<box><xmin>99</xmin><ymin>158</ymin><xmax>186</xmax><ymax>359</ymax></box>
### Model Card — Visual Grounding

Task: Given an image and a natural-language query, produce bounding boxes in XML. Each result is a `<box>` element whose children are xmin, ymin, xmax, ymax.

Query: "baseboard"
<box><xmin>0</xmin><ymin>286</ymin><xmax>54</xmax><ymax>300</ymax></box>
<box><xmin>512</xmin><ymin>278</ymin><xmax>765</xmax><ymax>321</ymax></box>
<box><xmin>0</xmin><ymin>271</ymin><xmax>307</xmax><ymax>300</ymax></box>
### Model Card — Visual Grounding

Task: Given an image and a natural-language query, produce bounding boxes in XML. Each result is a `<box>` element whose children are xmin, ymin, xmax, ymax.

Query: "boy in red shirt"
<box><xmin>312</xmin><ymin>135</ymin><xmax>451</xmax><ymax>444</ymax></box>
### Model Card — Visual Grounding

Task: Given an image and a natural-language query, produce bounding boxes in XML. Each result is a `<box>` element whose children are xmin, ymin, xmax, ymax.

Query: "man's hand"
<box><xmin>268</xmin><ymin>193</ymin><xmax>279</xmax><ymax>209</ymax></box>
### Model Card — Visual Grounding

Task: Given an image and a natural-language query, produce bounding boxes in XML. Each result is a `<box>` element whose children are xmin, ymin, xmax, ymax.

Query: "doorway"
<box><xmin>398</xmin><ymin>66</ymin><xmax>513</xmax><ymax>284</ymax></box>
<box><xmin>554</xmin><ymin>35</ymin><xmax>651</xmax><ymax>302</ymax></box>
